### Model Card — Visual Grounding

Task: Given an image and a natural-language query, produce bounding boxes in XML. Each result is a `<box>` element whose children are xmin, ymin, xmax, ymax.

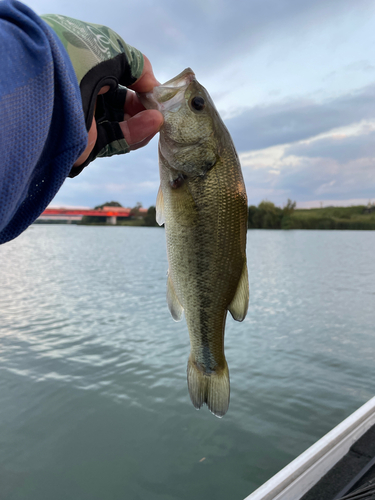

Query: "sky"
<box><xmin>24</xmin><ymin>0</ymin><xmax>375</xmax><ymax>208</ymax></box>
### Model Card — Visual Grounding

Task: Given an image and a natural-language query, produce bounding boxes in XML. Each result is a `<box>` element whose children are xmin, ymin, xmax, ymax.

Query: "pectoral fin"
<box><xmin>228</xmin><ymin>261</ymin><xmax>249</xmax><ymax>322</ymax></box>
<box><xmin>156</xmin><ymin>186</ymin><xmax>165</xmax><ymax>226</ymax></box>
<box><xmin>167</xmin><ymin>273</ymin><xmax>183</xmax><ymax>321</ymax></box>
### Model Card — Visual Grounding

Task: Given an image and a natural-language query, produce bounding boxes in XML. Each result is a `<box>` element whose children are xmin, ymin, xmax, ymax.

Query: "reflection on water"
<box><xmin>0</xmin><ymin>226</ymin><xmax>374</xmax><ymax>500</ymax></box>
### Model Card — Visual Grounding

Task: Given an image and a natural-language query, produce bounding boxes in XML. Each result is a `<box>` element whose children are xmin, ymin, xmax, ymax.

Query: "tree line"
<box><xmin>248</xmin><ymin>200</ymin><xmax>296</xmax><ymax>229</ymax></box>
<box><xmin>248</xmin><ymin>200</ymin><xmax>375</xmax><ymax>230</ymax></box>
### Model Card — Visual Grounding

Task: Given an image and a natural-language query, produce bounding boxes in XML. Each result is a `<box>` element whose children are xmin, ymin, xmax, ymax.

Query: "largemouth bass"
<box><xmin>140</xmin><ymin>69</ymin><xmax>249</xmax><ymax>417</ymax></box>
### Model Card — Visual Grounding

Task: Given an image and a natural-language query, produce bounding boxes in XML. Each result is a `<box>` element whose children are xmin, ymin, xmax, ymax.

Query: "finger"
<box><xmin>124</xmin><ymin>90</ymin><xmax>147</xmax><ymax>117</ymax></box>
<box><xmin>128</xmin><ymin>55</ymin><xmax>160</xmax><ymax>93</ymax></box>
<box><xmin>128</xmin><ymin>133</ymin><xmax>157</xmax><ymax>151</ymax></box>
<box><xmin>119</xmin><ymin>109</ymin><xmax>163</xmax><ymax>149</ymax></box>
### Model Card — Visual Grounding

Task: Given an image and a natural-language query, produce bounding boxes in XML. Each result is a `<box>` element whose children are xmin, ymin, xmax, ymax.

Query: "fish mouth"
<box><xmin>161</xmin><ymin>68</ymin><xmax>196</xmax><ymax>88</ymax></box>
<box><xmin>138</xmin><ymin>68</ymin><xmax>195</xmax><ymax>112</ymax></box>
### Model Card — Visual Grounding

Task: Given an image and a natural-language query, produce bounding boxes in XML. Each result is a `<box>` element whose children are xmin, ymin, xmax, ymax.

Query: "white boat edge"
<box><xmin>244</xmin><ymin>395</ymin><xmax>375</xmax><ymax>500</ymax></box>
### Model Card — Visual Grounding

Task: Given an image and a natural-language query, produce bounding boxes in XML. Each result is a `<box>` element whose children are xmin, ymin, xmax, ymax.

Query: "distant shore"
<box><xmin>35</xmin><ymin>203</ymin><xmax>375</xmax><ymax>230</ymax></box>
<box><xmin>248</xmin><ymin>203</ymin><xmax>375</xmax><ymax>230</ymax></box>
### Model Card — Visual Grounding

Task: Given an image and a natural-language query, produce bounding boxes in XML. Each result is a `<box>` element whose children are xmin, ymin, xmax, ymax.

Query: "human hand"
<box><xmin>74</xmin><ymin>55</ymin><xmax>163</xmax><ymax>168</ymax></box>
<box><xmin>42</xmin><ymin>14</ymin><xmax>163</xmax><ymax>176</ymax></box>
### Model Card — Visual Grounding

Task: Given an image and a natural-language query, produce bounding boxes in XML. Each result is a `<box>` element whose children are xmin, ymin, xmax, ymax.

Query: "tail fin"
<box><xmin>187</xmin><ymin>355</ymin><xmax>230</xmax><ymax>418</ymax></box>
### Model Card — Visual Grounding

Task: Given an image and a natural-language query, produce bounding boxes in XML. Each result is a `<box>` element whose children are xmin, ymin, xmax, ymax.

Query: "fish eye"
<box><xmin>191</xmin><ymin>96</ymin><xmax>205</xmax><ymax>111</ymax></box>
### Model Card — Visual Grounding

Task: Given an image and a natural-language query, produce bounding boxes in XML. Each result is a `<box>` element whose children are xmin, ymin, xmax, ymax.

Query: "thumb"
<box><xmin>120</xmin><ymin>109</ymin><xmax>163</xmax><ymax>150</ymax></box>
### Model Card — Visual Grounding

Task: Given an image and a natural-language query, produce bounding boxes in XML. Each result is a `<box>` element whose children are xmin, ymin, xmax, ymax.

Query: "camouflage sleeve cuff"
<box><xmin>41</xmin><ymin>15</ymin><xmax>144</xmax><ymax>85</ymax></box>
<box><xmin>41</xmin><ymin>14</ymin><xmax>144</xmax><ymax>129</ymax></box>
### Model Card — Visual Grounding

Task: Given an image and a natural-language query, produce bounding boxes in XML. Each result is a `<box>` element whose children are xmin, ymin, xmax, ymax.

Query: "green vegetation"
<box><xmin>248</xmin><ymin>199</ymin><xmax>295</xmax><ymax>229</ymax></box>
<box><xmin>94</xmin><ymin>201</ymin><xmax>122</xmax><ymax>209</ymax></box>
<box><xmin>143</xmin><ymin>206</ymin><xmax>159</xmax><ymax>227</ymax></box>
<box><xmin>248</xmin><ymin>201</ymin><xmax>375</xmax><ymax>230</ymax></box>
<box><xmin>115</xmin><ymin>205</ymin><xmax>159</xmax><ymax>227</ymax></box>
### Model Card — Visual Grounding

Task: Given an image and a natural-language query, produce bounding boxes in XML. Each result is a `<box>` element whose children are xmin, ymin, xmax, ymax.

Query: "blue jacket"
<box><xmin>0</xmin><ymin>0</ymin><xmax>87</xmax><ymax>244</ymax></box>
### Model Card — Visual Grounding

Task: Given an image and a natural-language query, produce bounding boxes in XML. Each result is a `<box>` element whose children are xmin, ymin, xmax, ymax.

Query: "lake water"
<box><xmin>0</xmin><ymin>226</ymin><xmax>374</xmax><ymax>500</ymax></box>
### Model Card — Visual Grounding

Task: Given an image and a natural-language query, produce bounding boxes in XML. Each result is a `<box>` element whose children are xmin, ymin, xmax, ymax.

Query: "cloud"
<box><xmin>25</xmin><ymin>0</ymin><xmax>375</xmax><ymax>77</ymax></box>
<box><xmin>239</xmin><ymin>119</ymin><xmax>375</xmax><ymax>206</ymax></box>
<box><xmin>226</xmin><ymin>84</ymin><xmax>375</xmax><ymax>153</ymax></box>
<box><xmin>286</xmin><ymin>124</ymin><xmax>375</xmax><ymax>162</ymax></box>
<box><xmin>244</xmin><ymin>153</ymin><xmax>375</xmax><ymax>206</ymax></box>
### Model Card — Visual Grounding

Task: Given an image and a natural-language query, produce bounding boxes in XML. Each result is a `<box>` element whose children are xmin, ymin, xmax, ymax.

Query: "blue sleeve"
<box><xmin>0</xmin><ymin>0</ymin><xmax>88</xmax><ymax>244</ymax></box>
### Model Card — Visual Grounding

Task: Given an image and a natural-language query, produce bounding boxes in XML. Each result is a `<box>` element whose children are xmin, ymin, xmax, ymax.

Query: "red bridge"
<box><xmin>41</xmin><ymin>206</ymin><xmax>137</xmax><ymax>224</ymax></box>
